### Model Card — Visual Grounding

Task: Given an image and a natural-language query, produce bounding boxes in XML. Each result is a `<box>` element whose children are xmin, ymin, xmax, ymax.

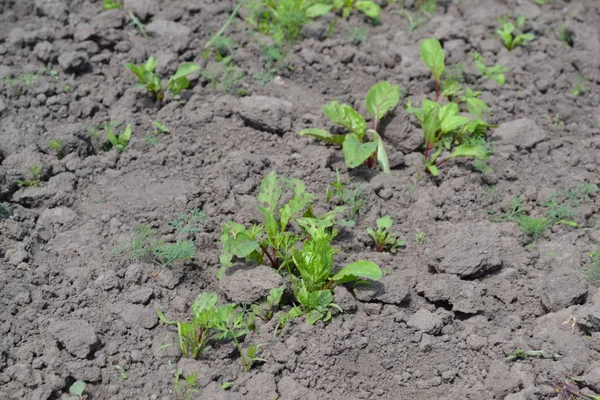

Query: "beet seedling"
<box><xmin>125</xmin><ymin>57</ymin><xmax>201</xmax><ymax>101</ymax></box>
<box><xmin>299</xmin><ymin>81</ymin><xmax>400</xmax><ymax>173</ymax></box>
<box><xmin>251</xmin><ymin>286</ymin><xmax>285</xmax><ymax>322</ymax></box>
<box><xmin>366</xmin><ymin>216</ymin><xmax>405</xmax><ymax>253</ymax></box>
<box><xmin>407</xmin><ymin>100</ymin><xmax>489</xmax><ymax>176</ymax></box>
<box><xmin>289</xmin><ymin>229</ymin><xmax>383</xmax><ymax>324</ymax></box>
<box><xmin>420</xmin><ymin>38</ymin><xmax>445</xmax><ymax>101</ymax></box>
<box><xmin>470</xmin><ymin>51</ymin><xmax>508</xmax><ymax>85</ymax></box>
<box><xmin>497</xmin><ymin>16</ymin><xmax>534</xmax><ymax>50</ymax></box>
<box><xmin>220</xmin><ymin>171</ymin><xmax>315</xmax><ymax>276</ymax></box>
<box><xmin>61</xmin><ymin>381</ymin><xmax>87</xmax><ymax>400</ymax></box>
<box><xmin>332</xmin><ymin>0</ymin><xmax>382</xmax><ymax>20</ymax></box>
<box><xmin>104</xmin><ymin>123</ymin><xmax>132</xmax><ymax>152</ymax></box>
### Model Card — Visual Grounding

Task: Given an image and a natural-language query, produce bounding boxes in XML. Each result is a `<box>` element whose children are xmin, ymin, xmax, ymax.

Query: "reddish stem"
<box><xmin>260</xmin><ymin>244</ymin><xmax>278</xmax><ymax>269</ymax></box>
<box><xmin>424</xmin><ymin>142</ymin><xmax>433</xmax><ymax>163</ymax></box>
<box><xmin>435</xmin><ymin>80</ymin><xmax>440</xmax><ymax>101</ymax></box>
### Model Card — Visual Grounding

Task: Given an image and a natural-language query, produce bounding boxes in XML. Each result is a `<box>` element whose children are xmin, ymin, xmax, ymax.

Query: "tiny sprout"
<box><xmin>17</xmin><ymin>165</ymin><xmax>42</xmax><ymax>188</ymax></box>
<box><xmin>104</xmin><ymin>123</ymin><xmax>132</xmax><ymax>152</ymax></box>
<box><xmin>125</xmin><ymin>57</ymin><xmax>201</xmax><ymax>100</ymax></box>
<box><xmin>366</xmin><ymin>216</ymin><xmax>405</xmax><ymax>253</ymax></box>
<box><xmin>49</xmin><ymin>139</ymin><xmax>62</xmax><ymax>156</ymax></box>
<box><xmin>415</xmin><ymin>232</ymin><xmax>426</xmax><ymax>245</ymax></box>
<box><xmin>61</xmin><ymin>380</ymin><xmax>87</xmax><ymax>400</ymax></box>
<box><xmin>497</xmin><ymin>16</ymin><xmax>535</xmax><ymax>50</ymax></box>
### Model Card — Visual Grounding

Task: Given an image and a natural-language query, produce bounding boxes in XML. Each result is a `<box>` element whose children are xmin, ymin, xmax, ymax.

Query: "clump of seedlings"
<box><xmin>113</xmin><ymin>209</ymin><xmax>205</xmax><ymax>266</ymax></box>
<box><xmin>126</xmin><ymin>57</ymin><xmax>200</xmax><ymax>100</ymax></box>
<box><xmin>407</xmin><ymin>37</ymin><xmax>491</xmax><ymax>176</ymax></box>
<box><xmin>331</xmin><ymin>0</ymin><xmax>382</xmax><ymax>20</ymax></box>
<box><xmin>497</xmin><ymin>16</ymin><xmax>535</xmax><ymax>50</ymax></box>
<box><xmin>158</xmin><ymin>292</ymin><xmax>264</xmax><ymax>372</ymax></box>
<box><xmin>470</xmin><ymin>51</ymin><xmax>508</xmax><ymax>85</ymax></box>
<box><xmin>299</xmin><ymin>81</ymin><xmax>400</xmax><ymax>173</ymax></box>
<box><xmin>172</xmin><ymin>369</ymin><xmax>199</xmax><ymax>400</ymax></box>
<box><xmin>104</xmin><ymin>123</ymin><xmax>132</xmax><ymax>152</ymax></box>
<box><xmin>16</xmin><ymin>165</ymin><xmax>42</xmax><ymax>188</ymax></box>
<box><xmin>366</xmin><ymin>216</ymin><xmax>405</xmax><ymax>253</ymax></box>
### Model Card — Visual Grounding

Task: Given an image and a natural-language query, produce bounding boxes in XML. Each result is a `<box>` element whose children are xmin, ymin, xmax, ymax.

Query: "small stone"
<box><xmin>493</xmin><ymin>118</ymin><xmax>547</xmax><ymax>151</ymax></box>
<box><xmin>57</xmin><ymin>51</ymin><xmax>88</xmax><ymax>72</ymax></box>
<box><xmin>406</xmin><ymin>309</ymin><xmax>448</xmax><ymax>335</ymax></box>
<box><xmin>539</xmin><ymin>268</ymin><xmax>587</xmax><ymax>312</ymax></box>
<box><xmin>114</xmin><ymin>303</ymin><xmax>158</xmax><ymax>329</ymax></box>
<box><xmin>238</xmin><ymin>96</ymin><xmax>294</xmax><ymax>134</ymax></box>
<box><xmin>128</xmin><ymin>287</ymin><xmax>153</xmax><ymax>304</ymax></box>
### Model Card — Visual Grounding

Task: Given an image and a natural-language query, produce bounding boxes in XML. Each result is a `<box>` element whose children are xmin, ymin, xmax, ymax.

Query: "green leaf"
<box><xmin>224</xmin><ymin>237</ymin><xmax>261</xmax><ymax>258</ymax></box>
<box><xmin>120</xmin><ymin>124</ymin><xmax>132</xmax><ymax>144</ymax></box>
<box><xmin>342</xmin><ymin>133</ymin><xmax>378</xmax><ymax>168</ymax></box>
<box><xmin>258</xmin><ymin>206</ymin><xmax>279</xmax><ymax>240</ymax></box>
<box><xmin>306</xmin><ymin>4</ymin><xmax>333</xmax><ymax>18</ymax></box>
<box><xmin>356</xmin><ymin>1</ymin><xmax>381</xmax><ymax>19</ymax></box>
<box><xmin>376</xmin><ymin>137</ymin><xmax>391</xmax><ymax>174</ymax></box>
<box><xmin>69</xmin><ymin>380</ymin><xmax>86</xmax><ymax>396</ymax></box>
<box><xmin>441</xmin><ymin>115</ymin><xmax>470</xmax><ymax>133</ymax></box>
<box><xmin>258</xmin><ymin>171</ymin><xmax>281</xmax><ymax>212</ymax></box>
<box><xmin>298</xmin><ymin>128</ymin><xmax>346</xmax><ymax>145</ymax></box>
<box><xmin>377</xmin><ymin>216</ymin><xmax>392</xmax><ymax>230</ymax></box>
<box><xmin>106</xmin><ymin>130</ymin><xmax>118</xmax><ymax>147</ymax></box>
<box><xmin>465</xmin><ymin>98</ymin><xmax>490</xmax><ymax>117</ymax></box>
<box><xmin>420</xmin><ymin>38</ymin><xmax>445</xmax><ymax>81</ymax></box>
<box><xmin>306</xmin><ymin>310</ymin><xmax>324</xmax><ymax>325</ymax></box>
<box><xmin>427</xmin><ymin>164</ymin><xmax>439</xmax><ymax>176</ymax></box>
<box><xmin>169</xmin><ymin>77</ymin><xmax>190</xmax><ymax>95</ymax></box>
<box><xmin>447</xmin><ymin>144</ymin><xmax>488</xmax><ymax>160</ymax></box>
<box><xmin>365</xmin><ymin>81</ymin><xmax>400</xmax><ymax>122</ymax></box>
<box><xmin>422</xmin><ymin>108</ymin><xmax>441</xmax><ymax>144</ymax></box>
<box><xmin>171</xmin><ymin>63</ymin><xmax>201</xmax><ymax>80</ymax></box>
<box><xmin>322</xmin><ymin>102</ymin><xmax>366</xmax><ymax>137</ymax></box>
<box><xmin>332</xmin><ymin>260</ymin><xmax>383</xmax><ymax>284</ymax></box>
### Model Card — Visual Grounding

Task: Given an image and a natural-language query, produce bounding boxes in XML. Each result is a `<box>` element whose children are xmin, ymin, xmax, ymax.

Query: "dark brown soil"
<box><xmin>2</xmin><ymin>0</ymin><xmax>600</xmax><ymax>399</ymax></box>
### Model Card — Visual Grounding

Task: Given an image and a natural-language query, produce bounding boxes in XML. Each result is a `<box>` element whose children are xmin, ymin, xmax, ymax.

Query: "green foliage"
<box><xmin>245</xmin><ymin>0</ymin><xmax>332</xmax><ymax>45</ymax></box>
<box><xmin>415</xmin><ymin>232</ymin><xmax>426</xmax><ymax>245</ymax></box>
<box><xmin>299</xmin><ymin>81</ymin><xmax>400</xmax><ymax>173</ymax></box>
<box><xmin>331</xmin><ymin>0</ymin><xmax>382</xmax><ymax>20</ymax></box>
<box><xmin>366</xmin><ymin>216</ymin><xmax>405</xmax><ymax>253</ymax></box>
<box><xmin>406</xmin><ymin>99</ymin><xmax>489</xmax><ymax>176</ymax></box>
<box><xmin>251</xmin><ymin>286</ymin><xmax>285</xmax><ymax>321</ymax></box>
<box><xmin>61</xmin><ymin>380</ymin><xmax>87</xmax><ymax>400</ymax></box>
<box><xmin>470</xmin><ymin>52</ymin><xmax>508</xmax><ymax>85</ymax></box>
<box><xmin>346</xmin><ymin>27</ymin><xmax>369</xmax><ymax>44</ymax></box>
<box><xmin>325</xmin><ymin>170</ymin><xmax>367</xmax><ymax>220</ymax></box>
<box><xmin>288</xmin><ymin>230</ymin><xmax>382</xmax><ymax>324</ymax></box>
<box><xmin>172</xmin><ymin>369</ymin><xmax>199</xmax><ymax>400</ymax></box>
<box><xmin>472</xmin><ymin>160</ymin><xmax>494</xmax><ymax>175</ymax></box>
<box><xmin>506</xmin><ymin>349</ymin><xmax>561</xmax><ymax>361</ymax></box>
<box><xmin>113</xmin><ymin>209</ymin><xmax>204</xmax><ymax>266</ymax></box>
<box><xmin>581</xmin><ymin>250</ymin><xmax>600</xmax><ymax>286</ymax></box>
<box><xmin>558</xmin><ymin>24</ymin><xmax>574</xmax><ymax>47</ymax></box>
<box><xmin>128</xmin><ymin>11</ymin><xmax>147</xmax><ymax>37</ymax></box>
<box><xmin>16</xmin><ymin>165</ymin><xmax>42</xmax><ymax>188</ymax></box>
<box><xmin>48</xmin><ymin>139</ymin><xmax>63</xmax><ymax>158</ymax></box>
<box><xmin>420</xmin><ymin>37</ymin><xmax>444</xmax><ymax>100</ymax></box>
<box><xmin>125</xmin><ymin>57</ymin><xmax>201</xmax><ymax>100</ymax></box>
<box><xmin>158</xmin><ymin>292</ymin><xmax>263</xmax><ymax>372</ymax></box>
<box><xmin>103</xmin><ymin>123</ymin><xmax>132</xmax><ymax>152</ymax></box>
<box><xmin>572</xmin><ymin>76</ymin><xmax>585</xmax><ymax>96</ymax></box>
<box><xmin>0</xmin><ymin>204</ymin><xmax>11</xmax><ymax>220</ymax></box>
<box><xmin>552</xmin><ymin>377</ymin><xmax>600</xmax><ymax>400</ymax></box>
<box><xmin>103</xmin><ymin>0</ymin><xmax>122</xmax><ymax>9</ymax></box>
<box><xmin>497</xmin><ymin>16</ymin><xmax>535</xmax><ymax>50</ymax></box>
<box><xmin>219</xmin><ymin>171</ymin><xmax>317</xmax><ymax>275</ymax></box>
<box><xmin>516</xmin><ymin>215</ymin><xmax>552</xmax><ymax>242</ymax></box>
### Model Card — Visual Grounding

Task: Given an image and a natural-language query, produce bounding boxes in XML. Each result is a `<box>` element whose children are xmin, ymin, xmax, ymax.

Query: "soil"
<box><xmin>2</xmin><ymin>0</ymin><xmax>600</xmax><ymax>399</ymax></box>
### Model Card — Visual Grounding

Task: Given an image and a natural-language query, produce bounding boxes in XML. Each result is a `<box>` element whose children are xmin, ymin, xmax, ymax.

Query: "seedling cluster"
<box><xmin>126</xmin><ymin>57</ymin><xmax>200</xmax><ymax>100</ymax></box>
<box><xmin>497</xmin><ymin>16</ymin><xmax>535</xmax><ymax>50</ymax></box>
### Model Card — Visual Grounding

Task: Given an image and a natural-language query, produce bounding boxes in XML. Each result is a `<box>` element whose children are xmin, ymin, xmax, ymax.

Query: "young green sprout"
<box><xmin>366</xmin><ymin>216</ymin><xmax>405</xmax><ymax>253</ymax></box>
<box><xmin>103</xmin><ymin>0</ymin><xmax>122</xmax><ymax>10</ymax></box>
<box><xmin>497</xmin><ymin>16</ymin><xmax>535</xmax><ymax>50</ymax></box>
<box><xmin>470</xmin><ymin>52</ymin><xmax>508</xmax><ymax>85</ymax></box>
<box><xmin>17</xmin><ymin>165</ymin><xmax>42</xmax><ymax>188</ymax></box>
<box><xmin>332</xmin><ymin>0</ymin><xmax>382</xmax><ymax>20</ymax></box>
<box><xmin>125</xmin><ymin>57</ymin><xmax>201</xmax><ymax>101</ymax></box>
<box><xmin>420</xmin><ymin>37</ymin><xmax>445</xmax><ymax>101</ymax></box>
<box><xmin>415</xmin><ymin>232</ymin><xmax>426</xmax><ymax>245</ymax></box>
<box><xmin>62</xmin><ymin>380</ymin><xmax>87</xmax><ymax>400</ymax></box>
<box><xmin>299</xmin><ymin>81</ymin><xmax>400</xmax><ymax>173</ymax></box>
<box><xmin>104</xmin><ymin>123</ymin><xmax>132</xmax><ymax>152</ymax></box>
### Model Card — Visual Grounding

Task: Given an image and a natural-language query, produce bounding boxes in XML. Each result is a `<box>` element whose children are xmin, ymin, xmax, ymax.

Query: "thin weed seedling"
<box><xmin>48</xmin><ymin>139</ymin><xmax>63</xmax><ymax>158</ymax></box>
<box><xmin>506</xmin><ymin>349</ymin><xmax>561</xmax><ymax>361</ymax></box>
<box><xmin>325</xmin><ymin>170</ymin><xmax>367</xmax><ymax>221</ymax></box>
<box><xmin>470</xmin><ymin>51</ymin><xmax>508</xmax><ymax>85</ymax></box>
<box><xmin>128</xmin><ymin>12</ymin><xmax>147</xmax><ymax>37</ymax></box>
<box><xmin>580</xmin><ymin>250</ymin><xmax>600</xmax><ymax>286</ymax></box>
<box><xmin>172</xmin><ymin>368</ymin><xmax>199</xmax><ymax>400</ymax></box>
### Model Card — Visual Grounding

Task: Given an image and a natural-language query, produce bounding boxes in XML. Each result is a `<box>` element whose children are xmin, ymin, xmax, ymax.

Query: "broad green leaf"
<box><xmin>420</xmin><ymin>38</ymin><xmax>445</xmax><ymax>81</ymax></box>
<box><xmin>322</xmin><ymin>102</ymin><xmax>366</xmax><ymax>137</ymax></box>
<box><xmin>447</xmin><ymin>144</ymin><xmax>488</xmax><ymax>160</ymax></box>
<box><xmin>258</xmin><ymin>206</ymin><xmax>279</xmax><ymax>240</ymax></box>
<box><xmin>298</xmin><ymin>128</ymin><xmax>346</xmax><ymax>145</ymax></box>
<box><xmin>427</xmin><ymin>164</ymin><xmax>439</xmax><ymax>176</ymax></box>
<box><xmin>422</xmin><ymin>108</ymin><xmax>441</xmax><ymax>144</ymax></box>
<box><xmin>224</xmin><ymin>237</ymin><xmax>260</xmax><ymax>258</ymax></box>
<box><xmin>171</xmin><ymin>63</ymin><xmax>201</xmax><ymax>80</ymax></box>
<box><xmin>438</xmin><ymin>102</ymin><xmax>459</xmax><ymax>121</ymax></box>
<box><xmin>332</xmin><ymin>260</ymin><xmax>382</xmax><ymax>284</ymax></box>
<box><xmin>365</xmin><ymin>81</ymin><xmax>400</xmax><ymax>121</ymax></box>
<box><xmin>314</xmin><ymin>290</ymin><xmax>333</xmax><ymax>308</ymax></box>
<box><xmin>377</xmin><ymin>216</ymin><xmax>392</xmax><ymax>230</ymax></box>
<box><xmin>465</xmin><ymin>98</ymin><xmax>490</xmax><ymax>117</ymax></box>
<box><xmin>69</xmin><ymin>381</ymin><xmax>86</xmax><ymax>396</ymax></box>
<box><xmin>145</xmin><ymin>57</ymin><xmax>158</xmax><ymax>72</ymax></box>
<box><xmin>125</xmin><ymin>64</ymin><xmax>144</xmax><ymax>81</ymax></box>
<box><xmin>294</xmin><ymin>238</ymin><xmax>334</xmax><ymax>290</ymax></box>
<box><xmin>279</xmin><ymin>190</ymin><xmax>314</xmax><ymax>232</ymax></box>
<box><xmin>258</xmin><ymin>171</ymin><xmax>281</xmax><ymax>212</ymax></box>
<box><xmin>377</xmin><ymin>138</ymin><xmax>391</xmax><ymax>174</ymax></box>
<box><xmin>106</xmin><ymin>130</ymin><xmax>118</xmax><ymax>147</ymax></box>
<box><xmin>296</xmin><ymin>217</ymin><xmax>334</xmax><ymax>239</ymax></box>
<box><xmin>441</xmin><ymin>80</ymin><xmax>462</xmax><ymax>97</ymax></box>
<box><xmin>306</xmin><ymin>310</ymin><xmax>324</xmax><ymax>325</ymax></box>
<box><xmin>306</xmin><ymin>3</ymin><xmax>332</xmax><ymax>18</ymax></box>
<box><xmin>441</xmin><ymin>115</ymin><xmax>470</xmax><ymax>133</ymax></box>
<box><xmin>342</xmin><ymin>133</ymin><xmax>378</xmax><ymax>168</ymax></box>
<box><xmin>356</xmin><ymin>1</ymin><xmax>381</xmax><ymax>19</ymax></box>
